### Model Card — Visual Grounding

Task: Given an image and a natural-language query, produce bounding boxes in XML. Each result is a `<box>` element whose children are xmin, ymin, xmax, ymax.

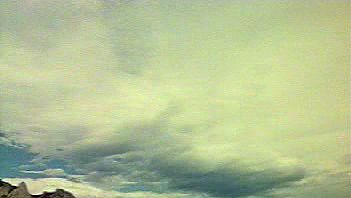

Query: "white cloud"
<box><xmin>20</xmin><ymin>168</ymin><xmax>67</xmax><ymax>177</ymax></box>
<box><xmin>4</xmin><ymin>178</ymin><xmax>195</xmax><ymax>198</ymax></box>
<box><xmin>0</xmin><ymin>136</ymin><xmax>25</xmax><ymax>148</ymax></box>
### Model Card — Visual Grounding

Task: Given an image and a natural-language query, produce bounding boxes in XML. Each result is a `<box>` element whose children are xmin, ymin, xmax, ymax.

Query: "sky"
<box><xmin>0</xmin><ymin>0</ymin><xmax>350</xmax><ymax>198</ymax></box>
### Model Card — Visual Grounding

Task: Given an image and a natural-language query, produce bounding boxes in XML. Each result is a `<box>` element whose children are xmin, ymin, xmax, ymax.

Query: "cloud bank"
<box><xmin>0</xmin><ymin>1</ymin><xmax>349</xmax><ymax>197</ymax></box>
<box><xmin>4</xmin><ymin>178</ymin><xmax>194</xmax><ymax>198</ymax></box>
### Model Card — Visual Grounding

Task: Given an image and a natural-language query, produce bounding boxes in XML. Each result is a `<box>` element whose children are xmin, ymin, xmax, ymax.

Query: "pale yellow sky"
<box><xmin>0</xmin><ymin>1</ymin><xmax>350</xmax><ymax>197</ymax></box>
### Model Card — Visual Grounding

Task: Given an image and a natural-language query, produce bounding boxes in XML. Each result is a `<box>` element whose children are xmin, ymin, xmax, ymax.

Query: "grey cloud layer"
<box><xmin>1</xmin><ymin>1</ymin><xmax>350</xmax><ymax>197</ymax></box>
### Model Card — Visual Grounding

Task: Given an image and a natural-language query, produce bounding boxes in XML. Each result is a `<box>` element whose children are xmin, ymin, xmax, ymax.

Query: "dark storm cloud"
<box><xmin>59</xmin><ymin>112</ymin><xmax>306</xmax><ymax>197</ymax></box>
<box><xmin>148</xmin><ymin>153</ymin><xmax>305</xmax><ymax>197</ymax></box>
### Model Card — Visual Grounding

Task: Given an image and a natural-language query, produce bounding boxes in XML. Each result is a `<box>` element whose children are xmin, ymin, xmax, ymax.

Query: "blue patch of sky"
<box><xmin>0</xmin><ymin>144</ymin><xmax>76</xmax><ymax>179</ymax></box>
<box><xmin>0</xmin><ymin>144</ymin><xmax>35</xmax><ymax>178</ymax></box>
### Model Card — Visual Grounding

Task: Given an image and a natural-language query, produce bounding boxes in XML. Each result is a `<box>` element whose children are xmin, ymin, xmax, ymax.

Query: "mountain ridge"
<box><xmin>0</xmin><ymin>180</ymin><xmax>76</xmax><ymax>198</ymax></box>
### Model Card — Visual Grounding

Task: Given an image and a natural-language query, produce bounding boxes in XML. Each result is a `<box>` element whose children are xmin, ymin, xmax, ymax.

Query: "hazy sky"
<box><xmin>0</xmin><ymin>1</ymin><xmax>350</xmax><ymax>198</ymax></box>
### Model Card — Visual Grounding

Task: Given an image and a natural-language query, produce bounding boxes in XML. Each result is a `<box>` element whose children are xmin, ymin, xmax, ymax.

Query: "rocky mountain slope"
<box><xmin>0</xmin><ymin>180</ymin><xmax>76</xmax><ymax>198</ymax></box>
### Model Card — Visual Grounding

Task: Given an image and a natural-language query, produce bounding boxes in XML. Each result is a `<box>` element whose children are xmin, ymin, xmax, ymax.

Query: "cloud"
<box><xmin>3</xmin><ymin>178</ymin><xmax>194</xmax><ymax>198</ymax></box>
<box><xmin>0</xmin><ymin>136</ymin><xmax>19</xmax><ymax>148</ymax></box>
<box><xmin>20</xmin><ymin>169</ymin><xmax>67</xmax><ymax>177</ymax></box>
<box><xmin>0</xmin><ymin>132</ymin><xmax>25</xmax><ymax>148</ymax></box>
<box><xmin>0</xmin><ymin>1</ymin><xmax>350</xmax><ymax>197</ymax></box>
<box><xmin>264</xmin><ymin>170</ymin><xmax>351</xmax><ymax>198</ymax></box>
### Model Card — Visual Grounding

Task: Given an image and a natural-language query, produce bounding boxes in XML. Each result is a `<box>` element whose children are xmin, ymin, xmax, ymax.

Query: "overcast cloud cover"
<box><xmin>0</xmin><ymin>1</ymin><xmax>350</xmax><ymax>198</ymax></box>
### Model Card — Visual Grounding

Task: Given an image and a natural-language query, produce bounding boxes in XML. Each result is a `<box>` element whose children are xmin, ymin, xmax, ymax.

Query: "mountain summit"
<box><xmin>0</xmin><ymin>180</ymin><xmax>76</xmax><ymax>198</ymax></box>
